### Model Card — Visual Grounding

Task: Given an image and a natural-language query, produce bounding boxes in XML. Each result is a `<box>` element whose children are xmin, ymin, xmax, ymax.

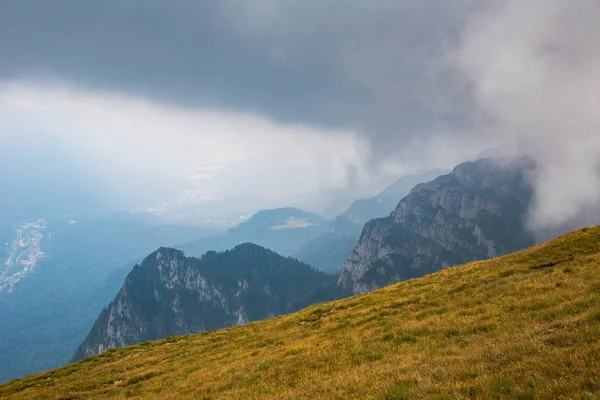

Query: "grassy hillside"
<box><xmin>2</xmin><ymin>227</ymin><xmax>600</xmax><ymax>399</ymax></box>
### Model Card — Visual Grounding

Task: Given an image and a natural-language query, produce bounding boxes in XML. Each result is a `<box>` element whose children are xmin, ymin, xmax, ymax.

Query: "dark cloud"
<box><xmin>0</xmin><ymin>0</ymin><xmax>479</xmax><ymax>143</ymax></box>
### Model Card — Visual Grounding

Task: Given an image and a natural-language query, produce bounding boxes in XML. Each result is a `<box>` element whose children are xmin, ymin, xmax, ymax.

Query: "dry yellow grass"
<box><xmin>2</xmin><ymin>227</ymin><xmax>600</xmax><ymax>399</ymax></box>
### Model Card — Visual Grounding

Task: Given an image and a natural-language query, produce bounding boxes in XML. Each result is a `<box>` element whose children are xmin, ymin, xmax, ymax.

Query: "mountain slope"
<box><xmin>72</xmin><ymin>244</ymin><xmax>337</xmax><ymax>361</ymax></box>
<box><xmin>339</xmin><ymin>157</ymin><xmax>536</xmax><ymax>294</ymax></box>
<box><xmin>2</xmin><ymin>226</ymin><xmax>600</xmax><ymax>399</ymax></box>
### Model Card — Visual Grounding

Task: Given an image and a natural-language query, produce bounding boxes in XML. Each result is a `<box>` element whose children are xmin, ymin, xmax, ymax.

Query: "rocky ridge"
<box><xmin>73</xmin><ymin>243</ymin><xmax>337</xmax><ymax>361</ymax></box>
<box><xmin>338</xmin><ymin>158</ymin><xmax>536</xmax><ymax>294</ymax></box>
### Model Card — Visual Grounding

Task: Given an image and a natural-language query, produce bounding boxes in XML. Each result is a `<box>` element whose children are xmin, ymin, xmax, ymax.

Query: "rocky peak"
<box><xmin>72</xmin><ymin>243</ymin><xmax>337</xmax><ymax>361</ymax></box>
<box><xmin>338</xmin><ymin>157</ymin><xmax>536</xmax><ymax>295</ymax></box>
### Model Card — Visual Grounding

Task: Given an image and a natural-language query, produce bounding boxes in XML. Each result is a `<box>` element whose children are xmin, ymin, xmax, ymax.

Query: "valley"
<box><xmin>0</xmin><ymin>219</ymin><xmax>46</xmax><ymax>293</ymax></box>
<box><xmin>0</xmin><ymin>214</ymin><xmax>221</xmax><ymax>383</ymax></box>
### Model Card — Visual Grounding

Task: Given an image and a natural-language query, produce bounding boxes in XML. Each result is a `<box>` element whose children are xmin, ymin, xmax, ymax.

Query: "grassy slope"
<box><xmin>2</xmin><ymin>227</ymin><xmax>600</xmax><ymax>400</ymax></box>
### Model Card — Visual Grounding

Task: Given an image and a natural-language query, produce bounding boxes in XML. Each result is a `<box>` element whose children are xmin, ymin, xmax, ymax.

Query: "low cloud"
<box><xmin>454</xmin><ymin>0</ymin><xmax>600</xmax><ymax>233</ymax></box>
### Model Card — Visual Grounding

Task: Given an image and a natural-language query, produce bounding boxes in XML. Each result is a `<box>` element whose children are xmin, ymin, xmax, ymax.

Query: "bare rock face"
<box><xmin>339</xmin><ymin>158</ymin><xmax>536</xmax><ymax>295</ymax></box>
<box><xmin>73</xmin><ymin>244</ymin><xmax>337</xmax><ymax>361</ymax></box>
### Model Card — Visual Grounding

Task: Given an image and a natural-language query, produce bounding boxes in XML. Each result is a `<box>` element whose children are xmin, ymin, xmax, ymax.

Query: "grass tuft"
<box><xmin>380</xmin><ymin>385</ymin><xmax>410</xmax><ymax>400</ymax></box>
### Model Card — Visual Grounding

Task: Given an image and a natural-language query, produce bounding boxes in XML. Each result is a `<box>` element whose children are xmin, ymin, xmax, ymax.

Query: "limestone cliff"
<box><xmin>338</xmin><ymin>158</ymin><xmax>535</xmax><ymax>294</ymax></box>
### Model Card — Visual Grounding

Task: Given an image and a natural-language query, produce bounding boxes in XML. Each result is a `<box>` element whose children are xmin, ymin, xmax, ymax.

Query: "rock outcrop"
<box><xmin>339</xmin><ymin>158</ymin><xmax>536</xmax><ymax>294</ymax></box>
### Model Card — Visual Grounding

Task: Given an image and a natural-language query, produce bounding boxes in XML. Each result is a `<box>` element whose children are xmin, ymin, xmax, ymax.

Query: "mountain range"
<box><xmin>1</xmin><ymin>156</ymin><xmax>575</xmax><ymax>387</ymax></box>
<box><xmin>294</xmin><ymin>170</ymin><xmax>446</xmax><ymax>273</ymax></box>
<box><xmin>179</xmin><ymin>207</ymin><xmax>328</xmax><ymax>259</ymax></box>
<box><xmin>73</xmin><ymin>157</ymin><xmax>542</xmax><ymax>361</ymax></box>
<box><xmin>177</xmin><ymin>170</ymin><xmax>447</xmax><ymax>276</ymax></box>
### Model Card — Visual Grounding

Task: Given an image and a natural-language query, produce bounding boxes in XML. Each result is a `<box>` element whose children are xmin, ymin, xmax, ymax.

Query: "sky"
<box><xmin>1</xmin><ymin>0</ymin><xmax>599</xmax><ymax>230</ymax></box>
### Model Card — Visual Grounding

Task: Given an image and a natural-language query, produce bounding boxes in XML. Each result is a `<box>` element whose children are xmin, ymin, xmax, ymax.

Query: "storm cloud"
<box><xmin>1</xmin><ymin>0</ymin><xmax>599</xmax><ymax>231</ymax></box>
<box><xmin>0</xmin><ymin>1</ymin><xmax>479</xmax><ymax>147</ymax></box>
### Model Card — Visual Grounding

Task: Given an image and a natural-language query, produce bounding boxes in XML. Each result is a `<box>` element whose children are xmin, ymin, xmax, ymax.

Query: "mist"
<box><xmin>454</xmin><ymin>0</ymin><xmax>600</xmax><ymax>234</ymax></box>
<box><xmin>0</xmin><ymin>82</ymin><xmax>395</xmax><ymax>217</ymax></box>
